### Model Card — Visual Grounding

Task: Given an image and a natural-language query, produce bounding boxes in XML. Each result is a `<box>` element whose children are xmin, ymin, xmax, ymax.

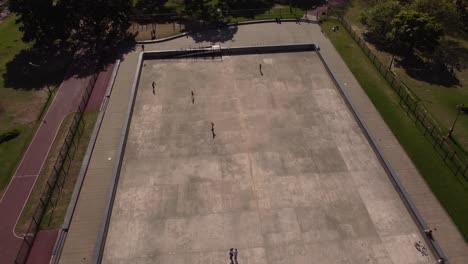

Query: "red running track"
<box><xmin>0</xmin><ymin>64</ymin><xmax>114</xmax><ymax>264</ymax></box>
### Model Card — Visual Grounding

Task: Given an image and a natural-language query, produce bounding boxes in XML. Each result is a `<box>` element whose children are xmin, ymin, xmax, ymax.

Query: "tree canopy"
<box><xmin>361</xmin><ymin>0</ymin><xmax>402</xmax><ymax>36</ymax></box>
<box><xmin>388</xmin><ymin>10</ymin><xmax>443</xmax><ymax>52</ymax></box>
<box><xmin>9</xmin><ymin>0</ymin><xmax>133</xmax><ymax>53</ymax></box>
<box><xmin>412</xmin><ymin>0</ymin><xmax>460</xmax><ymax>34</ymax></box>
<box><xmin>135</xmin><ymin>0</ymin><xmax>168</xmax><ymax>15</ymax></box>
<box><xmin>9</xmin><ymin>0</ymin><xmax>70</xmax><ymax>48</ymax></box>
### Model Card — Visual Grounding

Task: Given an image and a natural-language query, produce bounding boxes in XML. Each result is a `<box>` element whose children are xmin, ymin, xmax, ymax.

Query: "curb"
<box><xmin>50</xmin><ymin>60</ymin><xmax>121</xmax><ymax>264</ymax></box>
<box><xmin>136</xmin><ymin>18</ymin><xmax>317</xmax><ymax>44</ymax></box>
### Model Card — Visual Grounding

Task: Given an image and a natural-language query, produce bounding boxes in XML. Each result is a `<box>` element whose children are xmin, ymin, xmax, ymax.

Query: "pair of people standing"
<box><xmin>229</xmin><ymin>248</ymin><xmax>238</xmax><ymax>264</ymax></box>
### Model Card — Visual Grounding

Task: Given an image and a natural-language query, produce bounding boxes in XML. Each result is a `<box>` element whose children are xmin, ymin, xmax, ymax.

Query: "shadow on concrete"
<box><xmin>69</xmin><ymin>35</ymin><xmax>136</xmax><ymax>78</ymax></box>
<box><xmin>188</xmin><ymin>25</ymin><xmax>238</xmax><ymax>44</ymax></box>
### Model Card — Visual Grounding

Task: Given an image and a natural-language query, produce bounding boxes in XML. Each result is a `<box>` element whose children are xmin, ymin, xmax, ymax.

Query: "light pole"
<box><xmin>447</xmin><ymin>103</ymin><xmax>465</xmax><ymax>139</ymax></box>
<box><xmin>389</xmin><ymin>28</ymin><xmax>412</xmax><ymax>71</ymax></box>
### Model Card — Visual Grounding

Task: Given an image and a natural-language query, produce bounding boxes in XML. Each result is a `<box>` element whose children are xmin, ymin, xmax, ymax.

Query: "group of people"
<box><xmin>229</xmin><ymin>248</ymin><xmax>239</xmax><ymax>264</ymax></box>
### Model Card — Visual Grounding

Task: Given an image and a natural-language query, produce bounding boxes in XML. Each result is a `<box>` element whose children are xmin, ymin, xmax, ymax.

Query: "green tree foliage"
<box><xmin>388</xmin><ymin>10</ymin><xmax>443</xmax><ymax>52</ymax></box>
<box><xmin>135</xmin><ymin>0</ymin><xmax>168</xmax><ymax>15</ymax></box>
<box><xmin>184</xmin><ymin>0</ymin><xmax>224</xmax><ymax>21</ymax></box>
<box><xmin>184</xmin><ymin>0</ymin><xmax>208</xmax><ymax>17</ymax></box>
<box><xmin>455</xmin><ymin>0</ymin><xmax>468</xmax><ymax>33</ymax></box>
<box><xmin>9</xmin><ymin>0</ymin><xmax>70</xmax><ymax>48</ymax></box>
<box><xmin>360</xmin><ymin>0</ymin><xmax>402</xmax><ymax>36</ymax></box>
<box><xmin>10</xmin><ymin>0</ymin><xmax>133</xmax><ymax>53</ymax></box>
<box><xmin>68</xmin><ymin>0</ymin><xmax>132</xmax><ymax>52</ymax></box>
<box><xmin>412</xmin><ymin>0</ymin><xmax>460</xmax><ymax>34</ymax></box>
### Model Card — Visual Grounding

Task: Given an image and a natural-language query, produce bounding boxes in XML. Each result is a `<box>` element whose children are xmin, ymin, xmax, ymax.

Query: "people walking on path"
<box><xmin>152</xmin><ymin>81</ymin><xmax>155</xmax><ymax>95</ymax></box>
<box><xmin>141</xmin><ymin>44</ymin><xmax>145</xmax><ymax>52</ymax></box>
<box><xmin>234</xmin><ymin>248</ymin><xmax>238</xmax><ymax>264</ymax></box>
<box><xmin>259</xmin><ymin>63</ymin><xmax>263</xmax><ymax>76</ymax></box>
<box><xmin>191</xmin><ymin>91</ymin><xmax>195</xmax><ymax>104</ymax></box>
<box><xmin>229</xmin><ymin>248</ymin><xmax>234</xmax><ymax>264</ymax></box>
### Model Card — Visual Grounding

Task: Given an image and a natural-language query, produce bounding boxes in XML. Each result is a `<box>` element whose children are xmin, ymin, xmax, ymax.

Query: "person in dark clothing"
<box><xmin>229</xmin><ymin>248</ymin><xmax>234</xmax><ymax>264</ymax></box>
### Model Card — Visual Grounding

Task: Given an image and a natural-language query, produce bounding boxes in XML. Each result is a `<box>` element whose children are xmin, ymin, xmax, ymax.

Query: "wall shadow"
<box><xmin>188</xmin><ymin>24</ymin><xmax>238</xmax><ymax>44</ymax></box>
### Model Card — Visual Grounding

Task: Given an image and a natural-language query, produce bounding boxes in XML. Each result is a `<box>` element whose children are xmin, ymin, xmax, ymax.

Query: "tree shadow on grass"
<box><xmin>396</xmin><ymin>55</ymin><xmax>460</xmax><ymax>87</ymax></box>
<box><xmin>363</xmin><ymin>31</ymin><xmax>467</xmax><ymax>87</ymax></box>
<box><xmin>3</xmin><ymin>30</ymin><xmax>137</xmax><ymax>89</ymax></box>
<box><xmin>362</xmin><ymin>32</ymin><xmax>393</xmax><ymax>53</ymax></box>
<box><xmin>3</xmin><ymin>48</ymin><xmax>73</xmax><ymax>90</ymax></box>
<box><xmin>396</xmin><ymin>40</ymin><xmax>467</xmax><ymax>88</ymax></box>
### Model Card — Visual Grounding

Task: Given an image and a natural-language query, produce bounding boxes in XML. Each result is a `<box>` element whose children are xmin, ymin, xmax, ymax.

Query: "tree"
<box><xmin>387</xmin><ymin>10</ymin><xmax>443</xmax><ymax>53</ymax></box>
<box><xmin>184</xmin><ymin>0</ymin><xmax>222</xmax><ymax>21</ymax></box>
<box><xmin>135</xmin><ymin>0</ymin><xmax>168</xmax><ymax>15</ymax></box>
<box><xmin>412</xmin><ymin>0</ymin><xmax>460</xmax><ymax>34</ymax></box>
<box><xmin>68</xmin><ymin>0</ymin><xmax>132</xmax><ymax>53</ymax></box>
<box><xmin>360</xmin><ymin>0</ymin><xmax>402</xmax><ymax>36</ymax></box>
<box><xmin>9</xmin><ymin>0</ymin><xmax>70</xmax><ymax>48</ymax></box>
<box><xmin>10</xmin><ymin>0</ymin><xmax>133</xmax><ymax>54</ymax></box>
<box><xmin>455</xmin><ymin>0</ymin><xmax>468</xmax><ymax>33</ymax></box>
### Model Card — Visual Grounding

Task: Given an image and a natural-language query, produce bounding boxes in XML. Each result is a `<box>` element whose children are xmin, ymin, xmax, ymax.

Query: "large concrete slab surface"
<box><xmin>102</xmin><ymin>52</ymin><xmax>434</xmax><ymax>263</ymax></box>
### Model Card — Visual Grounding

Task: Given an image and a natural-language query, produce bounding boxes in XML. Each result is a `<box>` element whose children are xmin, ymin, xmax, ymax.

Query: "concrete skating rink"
<box><xmin>102</xmin><ymin>51</ymin><xmax>434</xmax><ymax>264</ymax></box>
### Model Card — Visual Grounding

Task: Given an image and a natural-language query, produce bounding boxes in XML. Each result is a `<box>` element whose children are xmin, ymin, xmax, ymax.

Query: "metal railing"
<box><xmin>335</xmin><ymin>16</ymin><xmax>468</xmax><ymax>183</ymax></box>
<box><xmin>14</xmin><ymin>73</ymin><xmax>98</xmax><ymax>264</ymax></box>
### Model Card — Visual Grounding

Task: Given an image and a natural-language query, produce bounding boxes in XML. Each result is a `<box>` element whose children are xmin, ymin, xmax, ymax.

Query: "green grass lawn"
<box><xmin>321</xmin><ymin>18</ymin><xmax>468</xmax><ymax>241</ymax></box>
<box><xmin>342</xmin><ymin>0</ymin><xmax>468</xmax><ymax>152</ymax></box>
<box><xmin>0</xmin><ymin>15</ymin><xmax>49</xmax><ymax>194</ymax></box>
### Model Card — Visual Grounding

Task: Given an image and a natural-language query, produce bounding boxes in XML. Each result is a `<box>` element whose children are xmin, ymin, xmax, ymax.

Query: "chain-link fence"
<box><xmin>335</xmin><ymin>16</ymin><xmax>468</xmax><ymax>182</ymax></box>
<box><xmin>14</xmin><ymin>73</ymin><xmax>98</xmax><ymax>264</ymax></box>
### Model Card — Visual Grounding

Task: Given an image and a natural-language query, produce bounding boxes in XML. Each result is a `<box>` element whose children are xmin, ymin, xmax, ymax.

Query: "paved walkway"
<box><xmin>57</xmin><ymin>22</ymin><xmax>467</xmax><ymax>263</ymax></box>
<box><xmin>26</xmin><ymin>230</ymin><xmax>59</xmax><ymax>264</ymax></box>
<box><xmin>0</xmin><ymin>64</ymin><xmax>114</xmax><ymax>263</ymax></box>
<box><xmin>314</xmin><ymin>28</ymin><xmax>468</xmax><ymax>264</ymax></box>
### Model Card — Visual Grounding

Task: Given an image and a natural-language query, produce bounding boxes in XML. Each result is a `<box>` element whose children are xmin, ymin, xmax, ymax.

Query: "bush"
<box><xmin>0</xmin><ymin>129</ymin><xmax>21</xmax><ymax>144</ymax></box>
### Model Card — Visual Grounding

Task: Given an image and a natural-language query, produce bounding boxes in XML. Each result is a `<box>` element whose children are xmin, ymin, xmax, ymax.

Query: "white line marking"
<box><xmin>15</xmin><ymin>175</ymin><xmax>38</xmax><ymax>179</ymax></box>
